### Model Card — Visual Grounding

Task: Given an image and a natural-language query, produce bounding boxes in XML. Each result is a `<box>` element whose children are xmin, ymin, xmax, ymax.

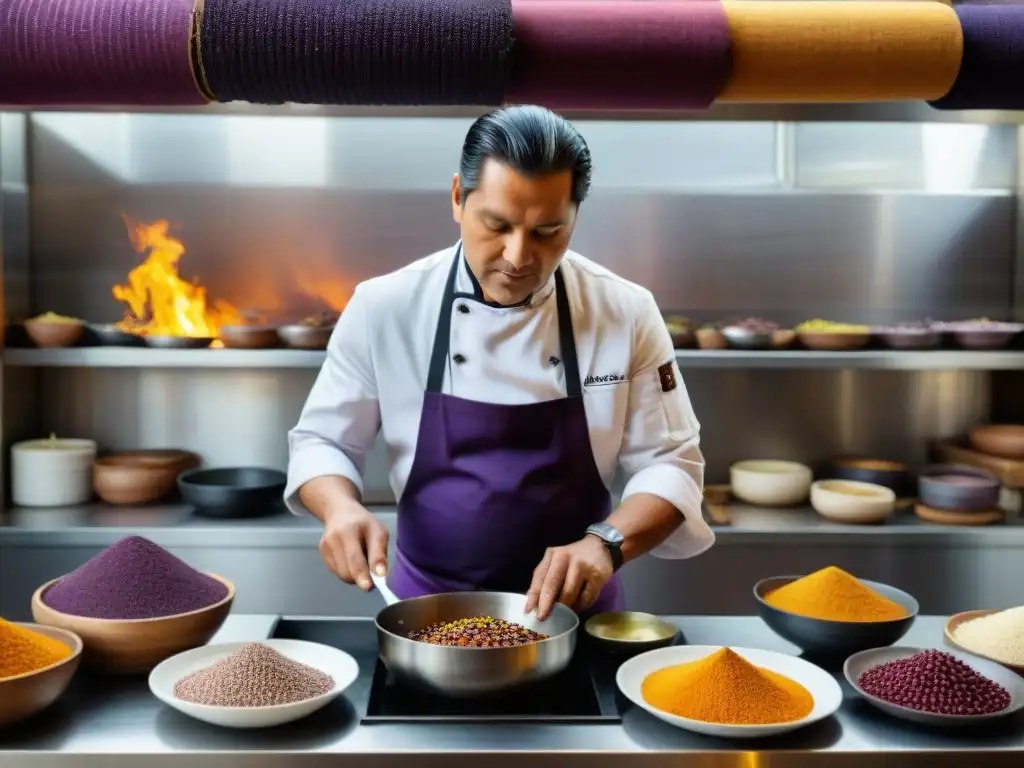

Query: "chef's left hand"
<box><xmin>526</xmin><ymin>535</ymin><xmax>613</xmax><ymax>620</ymax></box>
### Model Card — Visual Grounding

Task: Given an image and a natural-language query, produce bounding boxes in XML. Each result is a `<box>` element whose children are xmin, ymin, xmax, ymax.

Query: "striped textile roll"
<box><xmin>507</xmin><ymin>0</ymin><xmax>732</xmax><ymax>110</ymax></box>
<box><xmin>929</xmin><ymin>5</ymin><xmax>1024</xmax><ymax>110</ymax></box>
<box><xmin>0</xmin><ymin>0</ymin><xmax>206</xmax><ymax>106</ymax></box>
<box><xmin>720</xmin><ymin>1</ymin><xmax>964</xmax><ymax>102</ymax></box>
<box><xmin>199</xmin><ymin>0</ymin><xmax>514</xmax><ymax>105</ymax></box>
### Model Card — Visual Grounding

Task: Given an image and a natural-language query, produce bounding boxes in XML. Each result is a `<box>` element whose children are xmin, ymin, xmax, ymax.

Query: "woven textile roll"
<box><xmin>0</xmin><ymin>0</ymin><xmax>206</xmax><ymax>106</ymax></box>
<box><xmin>929</xmin><ymin>5</ymin><xmax>1024</xmax><ymax>110</ymax></box>
<box><xmin>720</xmin><ymin>1</ymin><xmax>963</xmax><ymax>102</ymax></box>
<box><xmin>507</xmin><ymin>0</ymin><xmax>732</xmax><ymax>110</ymax></box>
<box><xmin>199</xmin><ymin>0</ymin><xmax>514</xmax><ymax>105</ymax></box>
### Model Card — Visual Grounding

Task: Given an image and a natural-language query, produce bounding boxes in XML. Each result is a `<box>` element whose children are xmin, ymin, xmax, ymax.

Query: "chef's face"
<box><xmin>452</xmin><ymin>159</ymin><xmax>577</xmax><ymax>306</ymax></box>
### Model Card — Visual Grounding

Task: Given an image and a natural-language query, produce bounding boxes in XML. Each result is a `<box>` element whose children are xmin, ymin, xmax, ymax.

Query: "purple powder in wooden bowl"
<box><xmin>43</xmin><ymin>536</ymin><xmax>229</xmax><ymax>619</ymax></box>
<box><xmin>858</xmin><ymin>650</ymin><xmax>1010</xmax><ymax>716</ymax></box>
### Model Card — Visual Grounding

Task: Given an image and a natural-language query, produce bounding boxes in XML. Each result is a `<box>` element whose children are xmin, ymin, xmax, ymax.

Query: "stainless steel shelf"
<box><xmin>5</xmin><ymin>347</ymin><xmax>1024</xmax><ymax>370</ymax></box>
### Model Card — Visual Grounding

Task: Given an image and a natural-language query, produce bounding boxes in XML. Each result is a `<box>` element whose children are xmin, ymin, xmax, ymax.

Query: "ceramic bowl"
<box><xmin>584</xmin><ymin>612</ymin><xmax>679</xmax><ymax>654</ymax></box>
<box><xmin>218</xmin><ymin>325</ymin><xmax>281</xmax><ymax>350</ymax></box>
<box><xmin>149</xmin><ymin>640</ymin><xmax>359</xmax><ymax>728</ymax></box>
<box><xmin>875</xmin><ymin>327</ymin><xmax>941</xmax><ymax>350</ymax></box>
<box><xmin>277</xmin><ymin>324</ymin><xmax>334</xmax><ymax>350</ymax></box>
<box><xmin>771</xmin><ymin>329</ymin><xmax>796</xmax><ymax>350</ymax></box>
<box><xmin>93</xmin><ymin>456</ymin><xmax>180</xmax><ymax>505</ymax></box>
<box><xmin>810</xmin><ymin>480</ymin><xmax>895</xmax><ymax>524</ymax></box>
<box><xmin>695</xmin><ymin>328</ymin><xmax>728</xmax><ymax>350</ymax></box>
<box><xmin>616</xmin><ymin>645</ymin><xmax>843</xmax><ymax>739</ymax></box>
<box><xmin>944</xmin><ymin>610</ymin><xmax>1024</xmax><ymax>675</ymax></box>
<box><xmin>31</xmin><ymin>574</ymin><xmax>235</xmax><ymax>673</ymax></box>
<box><xmin>827</xmin><ymin>458</ymin><xmax>913</xmax><ymax>498</ymax></box>
<box><xmin>939</xmin><ymin>323</ymin><xmax>1024</xmax><ymax>350</ymax></box>
<box><xmin>754</xmin><ymin>576</ymin><xmax>918</xmax><ymax>656</ymax></box>
<box><xmin>730</xmin><ymin>460</ymin><xmax>813</xmax><ymax>507</ymax></box>
<box><xmin>798</xmin><ymin>331</ymin><xmax>871</xmax><ymax>351</ymax></box>
<box><xmin>24</xmin><ymin>319</ymin><xmax>84</xmax><ymax>348</ymax></box>
<box><xmin>918</xmin><ymin>465</ymin><xmax>1001</xmax><ymax>512</ymax></box>
<box><xmin>0</xmin><ymin>624</ymin><xmax>83</xmax><ymax>727</ymax></box>
<box><xmin>845</xmin><ymin>646</ymin><xmax>1024</xmax><ymax>726</ymax></box>
<box><xmin>969</xmin><ymin>425</ymin><xmax>1024</xmax><ymax>460</ymax></box>
<box><xmin>722</xmin><ymin>325</ymin><xmax>774</xmax><ymax>350</ymax></box>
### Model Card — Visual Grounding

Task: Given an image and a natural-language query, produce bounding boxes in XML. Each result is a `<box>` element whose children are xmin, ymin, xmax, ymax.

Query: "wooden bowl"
<box><xmin>0</xmin><ymin>624</ymin><xmax>83</xmax><ymax>727</ymax></box>
<box><xmin>771</xmin><ymin>329</ymin><xmax>796</xmax><ymax>350</ymax></box>
<box><xmin>945</xmin><ymin>610</ymin><xmax>1024</xmax><ymax>674</ymax></box>
<box><xmin>93</xmin><ymin>456</ymin><xmax>180</xmax><ymax>505</ymax></box>
<box><xmin>31</xmin><ymin>573</ymin><xmax>234</xmax><ymax>673</ymax></box>
<box><xmin>695</xmin><ymin>328</ymin><xmax>727</xmax><ymax>350</ymax></box>
<box><xmin>24</xmin><ymin>319</ymin><xmax>84</xmax><ymax>348</ymax></box>
<box><xmin>798</xmin><ymin>331</ymin><xmax>871</xmax><ymax>351</ymax></box>
<box><xmin>970</xmin><ymin>425</ymin><xmax>1024</xmax><ymax>461</ymax></box>
<box><xmin>218</xmin><ymin>325</ymin><xmax>281</xmax><ymax>349</ymax></box>
<box><xmin>111</xmin><ymin>449</ymin><xmax>200</xmax><ymax>473</ymax></box>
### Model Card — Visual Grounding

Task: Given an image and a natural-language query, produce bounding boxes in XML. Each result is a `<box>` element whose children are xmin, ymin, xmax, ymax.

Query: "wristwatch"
<box><xmin>586</xmin><ymin>522</ymin><xmax>625</xmax><ymax>572</ymax></box>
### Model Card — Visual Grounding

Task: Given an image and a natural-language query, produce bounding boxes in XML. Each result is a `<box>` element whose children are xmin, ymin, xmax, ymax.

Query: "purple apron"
<box><xmin>390</xmin><ymin>247</ymin><xmax>626</xmax><ymax>614</ymax></box>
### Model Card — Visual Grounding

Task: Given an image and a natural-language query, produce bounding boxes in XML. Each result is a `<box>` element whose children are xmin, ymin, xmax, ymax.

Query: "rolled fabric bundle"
<box><xmin>719</xmin><ymin>1</ymin><xmax>964</xmax><ymax>102</ymax></box>
<box><xmin>929</xmin><ymin>5</ymin><xmax>1024</xmax><ymax>110</ymax></box>
<box><xmin>507</xmin><ymin>0</ymin><xmax>732</xmax><ymax>110</ymax></box>
<box><xmin>199</xmin><ymin>0</ymin><xmax>514</xmax><ymax>105</ymax></box>
<box><xmin>0</xmin><ymin>0</ymin><xmax>207</xmax><ymax>106</ymax></box>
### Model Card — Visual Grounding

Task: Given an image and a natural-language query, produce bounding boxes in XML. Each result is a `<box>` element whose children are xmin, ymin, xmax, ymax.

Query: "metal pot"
<box><xmin>370</xmin><ymin>573</ymin><xmax>578</xmax><ymax>697</ymax></box>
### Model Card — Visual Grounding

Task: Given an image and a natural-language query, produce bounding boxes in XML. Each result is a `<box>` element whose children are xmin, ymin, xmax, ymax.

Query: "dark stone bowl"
<box><xmin>918</xmin><ymin>465</ymin><xmax>1001</xmax><ymax>511</ymax></box>
<box><xmin>754</xmin><ymin>576</ymin><xmax>918</xmax><ymax>657</ymax></box>
<box><xmin>827</xmin><ymin>458</ymin><xmax>914</xmax><ymax>498</ymax></box>
<box><xmin>178</xmin><ymin>467</ymin><xmax>286</xmax><ymax>519</ymax></box>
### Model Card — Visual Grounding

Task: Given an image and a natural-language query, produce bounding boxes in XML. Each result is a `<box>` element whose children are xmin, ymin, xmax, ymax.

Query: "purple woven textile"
<box><xmin>929</xmin><ymin>5</ymin><xmax>1024</xmax><ymax>110</ymax></box>
<box><xmin>507</xmin><ymin>0</ymin><xmax>732</xmax><ymax>110</ymax></box>
<box><xmin>200</xmin><ymin>0</ymin><xmax>514</xmax><ymax>105</ymax></box>
<box><xmin>0</xmin><ymin>0</ymin><xmax>205</xmax><ymax>106</ymax></box>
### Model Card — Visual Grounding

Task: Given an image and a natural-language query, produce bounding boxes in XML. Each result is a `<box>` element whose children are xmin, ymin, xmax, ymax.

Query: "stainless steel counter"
<box><xmin>2</xmin><ymin>615</ymin><xmax>1022</xmax><ymax>768</ymax></box>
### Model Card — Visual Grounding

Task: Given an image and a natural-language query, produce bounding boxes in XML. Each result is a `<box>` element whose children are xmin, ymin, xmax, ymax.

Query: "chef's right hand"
<box><xmin>318</xmin><ymin>502</ymin><xmax>389</xmax><ymax>591</ymax></box>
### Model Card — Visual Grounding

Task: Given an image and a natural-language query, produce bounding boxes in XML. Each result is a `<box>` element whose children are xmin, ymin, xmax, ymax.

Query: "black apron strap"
<box><xmin>426</xmin><ymin>244</ymin><xmax>583</xmax><ymax>399</ymax></box>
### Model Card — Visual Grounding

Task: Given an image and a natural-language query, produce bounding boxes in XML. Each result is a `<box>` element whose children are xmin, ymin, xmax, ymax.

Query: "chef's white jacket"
<box><xmin>286</xmin><ymin>245</ymin><xmax>713</xmax><ymax>559</ymax></box>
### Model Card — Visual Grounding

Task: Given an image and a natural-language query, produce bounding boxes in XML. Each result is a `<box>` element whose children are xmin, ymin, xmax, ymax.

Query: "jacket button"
<box><xmin>453</xmin><ymin>354</ymin><xmax>467</xmax><ymax>364</ymax></box>
<box><xmin>549</xmin><ymin>356</ymin><xmax>560</xmax><ymax>366</ymax></box>
<box><xmin>457</xmin><ymin>304</ymin><xmax>469</xmax><ymax>314</ymax></box>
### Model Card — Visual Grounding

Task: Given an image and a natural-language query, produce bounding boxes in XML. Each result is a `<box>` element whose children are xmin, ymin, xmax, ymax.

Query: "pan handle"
<box><xmin>370</xmin><ymin>570</ymin><xmax>400</xmax><ymax>605</ymax></box>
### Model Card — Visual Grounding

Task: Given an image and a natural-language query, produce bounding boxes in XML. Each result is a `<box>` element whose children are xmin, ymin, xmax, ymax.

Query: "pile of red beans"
<box><xmin>857</xmin><ymin>650</ymin><xmax>1011</xmax><ymax>716</ymax></box>
<box><xmin>408</xmin><ymin>616</ymin><xmax>548</xmax><ymax>648</ymax></box>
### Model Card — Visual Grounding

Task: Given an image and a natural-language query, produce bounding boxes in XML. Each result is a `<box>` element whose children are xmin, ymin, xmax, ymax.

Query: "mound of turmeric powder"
<box><xmin>642</xmin><ymin>648</ymin><xmax>813</xmax><ymax>725</ymax></box>
<box><xmin>765</xmin><ymin>566</ymin><xmax>908</xmax><ymax>622</ymax></box>
<box><xmin>0</xmin><ymin>618</ymin><xmax>73</xmax><ymax>679</ymax></box>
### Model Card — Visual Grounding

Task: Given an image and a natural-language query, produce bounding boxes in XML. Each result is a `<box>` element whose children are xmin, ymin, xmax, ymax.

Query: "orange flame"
<box><xmin>113</xmin><ymin>217</ymin><xmax>242</xmax><ymax>337</ymax></box>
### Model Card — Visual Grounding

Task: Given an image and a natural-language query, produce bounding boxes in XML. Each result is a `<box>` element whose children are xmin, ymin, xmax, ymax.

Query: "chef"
<box><xmin>286</xmin><ymin>105</ymin><xmax>712</xmax><ymax>620</ymax></box>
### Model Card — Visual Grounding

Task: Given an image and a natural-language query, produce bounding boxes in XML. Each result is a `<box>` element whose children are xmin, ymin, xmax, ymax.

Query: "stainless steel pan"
<box><xmin>370</xmin><ymin>572</ymin><xmax>578</xmax><ymax>697</ymax></box>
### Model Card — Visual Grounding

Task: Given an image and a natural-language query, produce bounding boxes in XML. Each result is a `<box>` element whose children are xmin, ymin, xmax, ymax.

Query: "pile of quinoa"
<box><xmin>409</xmin><ymin>616</ymin><xmax>548</xmax><ymax>647</ymax></box>
<box><xmin>174</xmin><ymin>643</ymin><xmax>334</xmax><ymax>707</ymax></box>
<box><xmin>951</xmin><ymin>606</ymin><xmax>1024</xmax><ymax>666</ymax></box>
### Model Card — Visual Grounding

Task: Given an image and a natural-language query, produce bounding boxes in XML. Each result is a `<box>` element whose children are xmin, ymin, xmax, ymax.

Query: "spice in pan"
<box><xmin>764</xmin><ymin>566</ymin><xmax>908</xmax><ymax>622</ymax></box>
<box><xmin>858</xmin><ymin>650</ymin><xmax>1010</xmax><ymax>715</ymax></box>
<box><xmin>642</xmin><ymin>648</ymin><xmax>814</xmax><ymax>725</ymax></box>
<box><xmin>951</xmin><ymin>606</ymin><xmax>1024</xmax><ymax>666</ymax></box>
<box><xmin>174</xmin><ymin>643</ymin><xmax>334</xmax><ymax>707</ymax></box>
<box><xmin>0</xmin><ymin>618</ymin><xmax>73</xmax><ymax>679</ymax></box>
<box><xmin>409</xmin><ymin>616</ymin><xmax>549</xmax><ymax>647</ymax></box>
<box><xmin>42</xmin><ymin>536</ymin><xmax>229</xmax><ymax>619</ymax></box>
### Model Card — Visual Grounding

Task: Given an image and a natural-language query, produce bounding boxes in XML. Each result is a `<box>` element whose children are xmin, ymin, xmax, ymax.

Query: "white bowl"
<box><xmin>616</xmin><ymin>644</ymin><xmax>842</xmax><ymax>739</ymax></box>
<box><xmin>730</xmin><ymin>460</ymin><xmax>813</xmax><ymax>507</ymax></box>
<box><xmin>149</xmin><ymin>639</ymin><xmax>359</xmax><ymax>728</ymax></box>
<box><xmin>811</xmin><ymin>479</ymin><xmax>896</xmax><ymax>524</ymax></box>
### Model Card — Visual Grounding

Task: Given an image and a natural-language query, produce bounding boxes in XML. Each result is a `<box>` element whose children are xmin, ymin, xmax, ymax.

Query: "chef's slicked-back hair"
<box><xmin>459</xmin><ymin>105</ymin><xmax>592</xmax><ymax>204</ymax></box>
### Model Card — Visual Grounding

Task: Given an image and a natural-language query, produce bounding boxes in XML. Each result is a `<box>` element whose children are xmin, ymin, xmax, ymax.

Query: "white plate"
<box><xmin>149</xmin><ymin>640</ymin><xmax>359</xmax><ymax>729</ymax></box>
<box><xmin>616</xmin><ymin>645</ymin><xmax>842</xmax><ymax>739</ymax></box>
<box><xmin>844</xmin><ymin>646</ymin><xmax>1024</xmax><ymax>726</ymax></box>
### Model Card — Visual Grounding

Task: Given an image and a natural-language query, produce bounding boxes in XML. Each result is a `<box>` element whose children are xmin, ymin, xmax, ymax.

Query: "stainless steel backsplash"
<box><xmin>3</xmin><ymin>114</ymin><xmax>1018</xmax><ymax>495</ymax></box>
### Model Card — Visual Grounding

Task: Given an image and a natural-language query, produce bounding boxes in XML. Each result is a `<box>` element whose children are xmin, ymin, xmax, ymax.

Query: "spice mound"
<box><xmin>641</xmin><ymin>648</ymin><xmax>814</xmax><ymax>725</ymax></box>
<box><xmin>765</xmin><ymin>566</ymin><xmax>909</xmax><ymax>623</ymax></box>
<box><xmin>0</xmin><ymin>618</ymin><xmax>73</xmax><ymax>679</ymax></box>
<box><xmin>952</xmin><ymin>606</ymin><xmax>1024</xmax><ymax>666</ymax></box>
<box><xmin>174</xmin><ymin>643</ymin><xmax>334</xmax><ymax>707</ymax></box>
<box><xmin>858</xmin><ymin>650</ymin><xmax>1010</xmax><ymax>716</ymax></box>
<box><xmin>43</xmin><ymin>536</ymin><xmax>229</xmax><ymax>620</ymax></box>
<box><xmin>409</xmin><ymin>617</ymin><xmax>549</xmax><ymax>647</ymax></box>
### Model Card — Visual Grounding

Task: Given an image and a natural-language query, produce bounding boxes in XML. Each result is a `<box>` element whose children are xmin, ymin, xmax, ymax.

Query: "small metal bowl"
<box><xmin>278</xmin><ymin>324</ymin><xmax>334</xmax><ymax>350</ymax></box>
<box><xmin>584</xmin><ymin>611</ymin><xmax>679</xmax><ymax>654</ymax></box>
<box><xmin>143</xmin><ymin>336</ymin><xmax>215</xmax><ymax>349</ymax></box>
<box><xmin>722</xmin><ymin>325</ymin><xmax>774</xmax><ymax>350</ymax></box>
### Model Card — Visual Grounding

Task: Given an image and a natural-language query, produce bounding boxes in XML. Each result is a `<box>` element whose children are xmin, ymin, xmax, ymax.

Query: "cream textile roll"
<box><xmin>720</xmin><ymin>1</ymin><xmax>964</xmax><ymax>102</ymax></box>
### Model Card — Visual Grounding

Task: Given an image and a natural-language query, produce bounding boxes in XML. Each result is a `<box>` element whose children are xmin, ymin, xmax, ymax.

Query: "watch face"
<box><xmin>590</xmin><ymin>522</ymin><xmax>624</xmax><ymax>546</ymax></box>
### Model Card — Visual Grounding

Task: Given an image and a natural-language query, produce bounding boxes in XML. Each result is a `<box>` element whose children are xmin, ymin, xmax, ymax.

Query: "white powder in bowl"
<box><xmin>952</xmin><ymin>606</ymin><xmax>1024</xmax><ymax>666</ymax></box>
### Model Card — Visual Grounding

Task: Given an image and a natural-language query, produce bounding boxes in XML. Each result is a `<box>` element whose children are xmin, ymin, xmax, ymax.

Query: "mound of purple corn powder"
<box><xmin>43</xmin><ymin>536</ymin><xmax>229</xmax><ymax>619</ymax></box>
<box><xmin>858</xmin><ymin>650</ymin><xmax>1010</xmax><ymax>716</ymax></box>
